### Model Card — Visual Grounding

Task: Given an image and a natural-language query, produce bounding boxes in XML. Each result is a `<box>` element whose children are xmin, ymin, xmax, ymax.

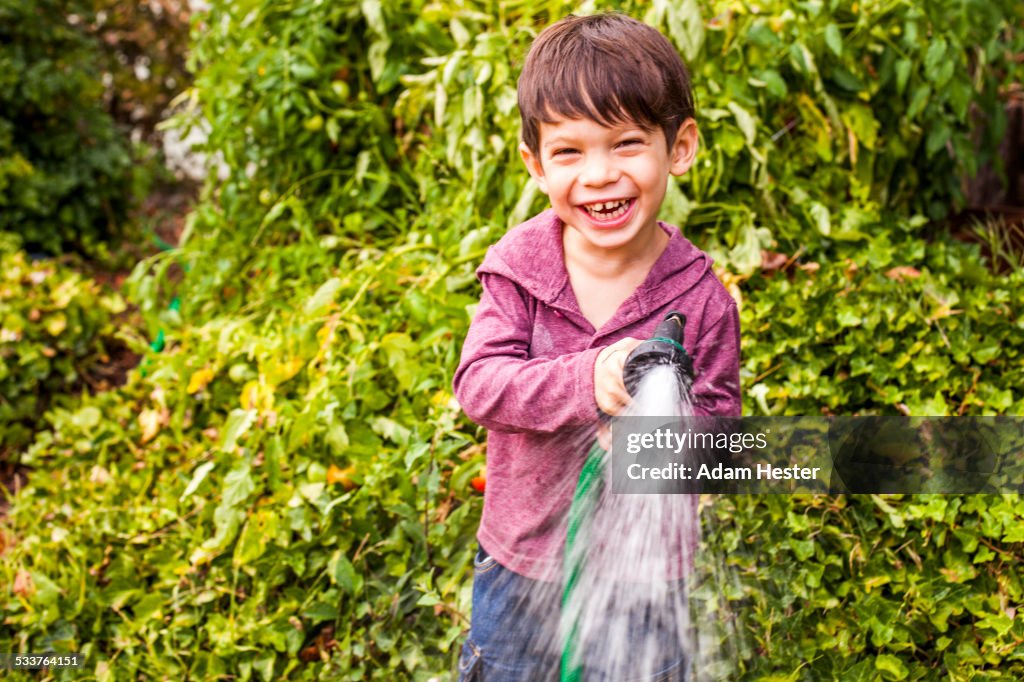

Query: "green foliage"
<box><xmin>699</xmin><ymin>494</ymin><xmax>1024</xmax><ymax>679</ymax></box>
<box><xmin>0</xmin><ymin>250</ymin><xmax>125</xmax><ymax>456</ymax></box>
<box><xmin>3</xmin><ymin>242</ymin><xmax>482</xmax><ymax>680</ymax></box>
<box><xmin>681</xmin><ymin>0</ymin><xmax>1021</xmax><ymax>235</ymax></box>
<box><xmin>0</xmin><ymin>0</ymin><xmax>133</xmax><ymax>256</ymax></box>
<box><xmin>741</xmin><ymin>229</ymin><xmax>1024</xmax><ymax>417</ymax></box>
<box><xmin>1</xmin><ymin>1</ymin><xmax>1022</xmax><ymax>681</ymax></box>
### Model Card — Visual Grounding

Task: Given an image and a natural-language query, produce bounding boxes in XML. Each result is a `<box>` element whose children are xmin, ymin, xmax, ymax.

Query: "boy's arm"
<box><xmin>690</xmin><ymin>302</ymin><xmax>742</xmax><ymax>417</ymax></box>
<box><xmin>453</xmin><ymin>273</ymin><xmax>605</xmax><ymax>433</ymax></box>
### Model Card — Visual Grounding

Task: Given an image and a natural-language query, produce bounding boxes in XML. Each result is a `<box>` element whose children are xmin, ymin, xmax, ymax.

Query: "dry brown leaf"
<box><xmin>13</xmin><ymin>569</ymin><xmax>34</xmax><ymax>599</ymax></box>
<box><xmin>885</xmin><ymin>266</ymin><xmax>922</xmax><ymax>282</ymax></box>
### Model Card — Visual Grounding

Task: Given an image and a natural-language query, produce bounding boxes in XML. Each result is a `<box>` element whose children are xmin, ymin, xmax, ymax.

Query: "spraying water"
<box><xmin>558</xmin><ymin>313</ymin><xmax>745</xmax><ymax>681</ymax></box>
<box><xmin>560</xmin><ymin>365</ymin><xmax>697</xmax><ymax>681</ymax></box>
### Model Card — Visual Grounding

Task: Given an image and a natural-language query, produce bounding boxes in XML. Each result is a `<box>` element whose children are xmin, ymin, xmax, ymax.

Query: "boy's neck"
<box><xmin>561</xmin><ymin>222</ymin><xmax>670</xmax><ymax>279</ymax></box>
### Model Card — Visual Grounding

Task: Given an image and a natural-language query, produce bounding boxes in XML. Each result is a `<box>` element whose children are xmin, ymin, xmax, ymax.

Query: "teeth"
<box><xmin>584</xmin><ymin>199</ymin><xmax>630</xmax><ymax>219</ymax></box>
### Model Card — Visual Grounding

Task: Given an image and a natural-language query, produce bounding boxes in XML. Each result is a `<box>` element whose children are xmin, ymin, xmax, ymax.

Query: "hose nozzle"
<box><xmin>622</xmin><ymin>311</ymin><xmax>694</xmax><ymax>396</ymax></box>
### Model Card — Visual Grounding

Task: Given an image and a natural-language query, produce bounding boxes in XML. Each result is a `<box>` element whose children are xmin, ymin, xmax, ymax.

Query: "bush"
<box><xmin>0</xmin><ymin>249</ymin><xmax>125</xmax><ymax>457</ymax></box>
<box><xmin>0</xmin><ymin>0</ymin><xmax>133</xmax><ymax>256</ymax></box>
<box><xmin>700</xmin><ymin>494</ymin><xmax>1024</xmax><ymax>679</ymax></box>
<box><xmin>741</xmin><ymin>228</ymin><xmax>1024</xmax><ymax>416</ymax></box>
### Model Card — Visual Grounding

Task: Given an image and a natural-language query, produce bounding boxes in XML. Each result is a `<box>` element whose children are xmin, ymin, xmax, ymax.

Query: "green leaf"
<box><xmin>360</xmin><ymin>0</ymin><xmax>385</xmax><ymax>35</ymax></box>
<box><xmin>304</xmin><ymin>277</ymin><xmax>343</xmax><ymax>317</ymax></box>
<box><xmin>659</xmin><ymin>179</ymin><xmax>692</xmax><ymax>228</ymax></box>
<box><xmin>809</xmin><ymin>202</ymin><xmax>831</xmax><ymax>236</ymax></box>
<box><xmin>836</xmin><ymin>309</ymin><xmax>860</xmax><ymax>327</ymax></box>
<box><xmin>824</xmin><ymin>23</ymin><xmax>843</xmax><ymax>56</ymax></box>
<box><xmin>788</xmin><ymin>538</ymin><xmax>815</xmax><ymax>561</ymax></box>
<box><xmin>1003</xmin><ymin>524</ymin><xmax>1024</xmax><ymax>543</ymax></box>
<box><xmin>30</xmin><ymin>571</ymin><xmax>62</xmax><ymax>608</ymax></box>
<box><xmin>925</xmin><ymin>125</ymin><xmax>951</xmax><ymax>158</ymax></box>
<box><xmin>895</xmin><ymin>59</ymin><xmax>912</xmax><ymax>96</ymax></box>
<box><xmin>71</xmin><ymin>406</ymin><xmax>101</xmax><ymax>430</ymax></box>
<box><xmin>234</xmin><ymin>517</ymin><xmax>266</xmax><ymax>566</ymax></box>
<box><xmin>875</xmin><ymin>654</ymin><xmax>908</xmax><ymax>680</ymax></box>
<box><xmin>976</xmin><ymin>612</ymin><xmax>1013</xmax><ymax>636</ymax></box>
<box><xmin>330</xmin><ymin>551</ymin><xmax>360</xmax><ymax>594</ymax></box>
<box><xmin>371</xmin><ymin>416</ymin><xmax>412</xmax><ymax>446</ymax></box>
<box><xmin>924</xmin><ymin>38</ymin><xmax>947</xmax><ymax>78</ymax></box>
<box><xmin>181</xmin><ymin>461</ymin><xmax>216</xmax><ymax>501</ymax></box>
<box><xmin>326</xmin><ymin>422</ymin><xmax>350</xmax><ymax>454</ymax></box>
<box><xmin>841</xmin><ymin>104</ymin><xmax>879</xmax><ymax>151</ymax></box>
<box><xmin>220</xmin><ymin>409</ymin><xmax>257</xmax><ymax>453</ymax></box>
<box><xmin>665</xmin><ymin>0</ymin><xmax>705</xmax><ymax>63</ymax></box>
<box><xmin>222</xmin><ymin>463</ymin><xmax>255</xmax><ymax>508</ymax></box>
<box><xmin>727</xmin><ymin>102</ymin><xmax>757</xmax><ymax>145</ymax></box>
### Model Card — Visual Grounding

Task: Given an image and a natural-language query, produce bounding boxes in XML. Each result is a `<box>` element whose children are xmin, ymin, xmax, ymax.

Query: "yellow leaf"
<box><xmin>187</xmin><ymin>367</ymin><xmax>216</xmax><ymax>394</ymax></box>
<box><xmin>139</xmin><ymin>408</ymin><xmax>162</xmax><ymax>444</ymax></box>
<box><xmin>268</xmin><ymin>357</ymin><xmax>305</xmax><ymax>385</ymax></box>
<box><xmin>241</xmin><ymin>381</ymin><xmax>257</xmax><ymax>410</ymax></box>
<box><xmin>864</xmin><ymin>575</ymin><xmax>891</xmax><ymax>592</ymax></box>
<box><xmin>927</xmin><ymin>306</ymin><xmax>962</xmax><ymax>323</ymax></box>
<box><xmin>241</xmin><ymin>379</ymin><xmax>274</xmax><ymax>413</ymax></box>
<box><xmin>327</xmin><ymin>464</ymin><xmax>358</xmax><ymax>490</ymax></box>
<box><xmin>45</xmin><ymin>313</ymin><xmax>67</xmax><ymax>336</ymax></box>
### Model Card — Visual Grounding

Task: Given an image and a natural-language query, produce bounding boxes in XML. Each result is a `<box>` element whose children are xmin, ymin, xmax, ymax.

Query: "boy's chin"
<box><xmin>563</xmin><ymin>221</ymin><xmax>656</xmax><ymax>254</ymax></box>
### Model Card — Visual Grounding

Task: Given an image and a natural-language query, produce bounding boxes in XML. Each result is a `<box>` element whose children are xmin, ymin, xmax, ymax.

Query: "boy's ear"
<box><xmin>519</xmin><ymin>141</ymin><xmax>549</xmax><ymax>194</ymax></box>
<box><xmin>668</xmin><ymin>118</ymin><xmax>699</xmax><ymax>177</ymax></box>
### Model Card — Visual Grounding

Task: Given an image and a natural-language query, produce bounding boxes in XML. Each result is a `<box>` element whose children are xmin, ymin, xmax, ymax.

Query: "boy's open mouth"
<box><xmin>581</xmin><ymin>198</ymin><xmax>634</xmax><ymax>220</ymax></box>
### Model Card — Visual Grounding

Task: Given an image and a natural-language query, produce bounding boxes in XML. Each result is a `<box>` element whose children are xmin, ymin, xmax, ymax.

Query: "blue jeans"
<box><xmin>458</xmin><ymin>544</ymin><xmax>689</xmax><ymax>682</ymax></box>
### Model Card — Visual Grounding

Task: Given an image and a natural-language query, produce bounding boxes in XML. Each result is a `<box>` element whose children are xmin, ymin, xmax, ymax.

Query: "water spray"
<box><xmin>561</xmin><ymin>311</ymin><xmax>695</xmax><ymax>681</ymax></box>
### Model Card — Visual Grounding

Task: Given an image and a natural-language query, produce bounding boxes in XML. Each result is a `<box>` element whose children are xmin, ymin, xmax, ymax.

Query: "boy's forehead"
<box><xmin>537</xmin><ymin>116</ymin><xmax>649</xmax><ymax>146</ymax></box>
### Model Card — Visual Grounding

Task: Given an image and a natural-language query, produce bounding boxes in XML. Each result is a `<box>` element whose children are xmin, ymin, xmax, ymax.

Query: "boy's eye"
<box><xmin>617</xmin><ymin>138</ymin><xmax>643</xmax><ymax>148</ymax></box>
<box><xmin>552</xmin><ymin>148</ymin><xmax>578</xmax><ymax>156</ymax></box>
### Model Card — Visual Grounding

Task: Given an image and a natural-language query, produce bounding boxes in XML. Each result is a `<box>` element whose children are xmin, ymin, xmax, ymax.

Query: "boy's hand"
<box><xmin>594</xmin><ymin>337</ymin><xmax>643</xmax><ymax>417</ymax></box>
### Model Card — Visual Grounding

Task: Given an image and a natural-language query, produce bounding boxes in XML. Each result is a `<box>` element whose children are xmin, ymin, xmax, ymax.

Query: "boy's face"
<box><xmin>519</xmin><ymin>115</ymin><xmax>697</xmax><ymax>255</ymax></box>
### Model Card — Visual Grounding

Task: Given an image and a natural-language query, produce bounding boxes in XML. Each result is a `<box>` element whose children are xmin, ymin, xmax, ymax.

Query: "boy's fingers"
<box><xmin>597</xmin><ymin>383</ymin><xmax>632</xmax><ymax>416</ymax></box>
<box><xmin>594</xmin><ymin>337</ymin><xmax>643</xmax><ymax>415</ymax></box>
<box><xmin>596</xmin><ymin>386</ymin><xmax>623</xmax><ymax>415</ymax></box>
<box><xmin>607</xmin><ymin>337</ymin><xmax>642</xmax><ymax>362</ymax></box>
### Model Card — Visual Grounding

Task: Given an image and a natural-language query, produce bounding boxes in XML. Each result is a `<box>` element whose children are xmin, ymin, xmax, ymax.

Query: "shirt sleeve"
<box><xmin>690</xmin><ymin>302</ymin><xmax>742</xmax><ymax>417</ymax></box>
<box><xmin>453</xmin><ymin>273</ymin><xmax>605</xmax><ymax>433</ymax></box>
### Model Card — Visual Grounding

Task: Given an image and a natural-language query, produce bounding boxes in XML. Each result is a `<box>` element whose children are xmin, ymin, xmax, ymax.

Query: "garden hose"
<box><xmin>622</xmin><ymin>312</ymin><xmax>693</xmax><ymax>396</ymax></box>
<box><xmin>560</xmin><ymin>441</ymin><xmax>605</xmax><ymax>682</ymax></box>
<box><xmin>138</xmin><ymin>227</ymin><xmax>182</xmax><ymax>376</ymax></box>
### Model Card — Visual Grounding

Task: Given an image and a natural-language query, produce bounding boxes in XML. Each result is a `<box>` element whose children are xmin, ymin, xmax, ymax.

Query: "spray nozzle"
<box><xmin>622</xmin><ymin>311</ymin><xmax>694</xmax><ymax>396</ymax></box>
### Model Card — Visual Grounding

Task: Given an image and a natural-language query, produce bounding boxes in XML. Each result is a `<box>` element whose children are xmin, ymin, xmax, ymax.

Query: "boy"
<box><xmin>453</xmin><ymin>12</ymin><xmax>741</xmax><ymax>681</ymax></box>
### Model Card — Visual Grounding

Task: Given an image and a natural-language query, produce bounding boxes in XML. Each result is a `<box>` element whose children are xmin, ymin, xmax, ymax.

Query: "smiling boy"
<box><xmin>452</xmin><ymin>12</ymin><xmax>741</xmax><ymax>681</ymax></box>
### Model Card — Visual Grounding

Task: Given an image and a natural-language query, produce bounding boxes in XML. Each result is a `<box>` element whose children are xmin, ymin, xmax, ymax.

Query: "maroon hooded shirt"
<box><xmin>453</xmin><ymin>209</ymin><xmax>741</xmax><ymax>580</ymax></box>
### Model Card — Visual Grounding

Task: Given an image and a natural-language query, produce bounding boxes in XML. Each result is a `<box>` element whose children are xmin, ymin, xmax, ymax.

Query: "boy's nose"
<box><xmin>580</xmin><ymin>154</ymin><xmax>620</xmax><ymax>186</ymax></box>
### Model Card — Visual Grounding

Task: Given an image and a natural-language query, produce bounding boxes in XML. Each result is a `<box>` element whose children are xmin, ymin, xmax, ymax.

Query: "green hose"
<box><xmin>138</xmin><ymin>228</ymin><xmax>182</xmax><ymax>377</ymax></box>
<box><xmin>561</xmin><ymin>442</ymin><xmax>606</xmax><ymax>682</ymax></box>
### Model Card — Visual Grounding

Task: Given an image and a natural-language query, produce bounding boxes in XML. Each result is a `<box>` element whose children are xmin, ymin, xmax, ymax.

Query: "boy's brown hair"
<box><xmin>517</xmin><ymin>12</ymin><xmax>695</xmax><ymax>155</ymax></box>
